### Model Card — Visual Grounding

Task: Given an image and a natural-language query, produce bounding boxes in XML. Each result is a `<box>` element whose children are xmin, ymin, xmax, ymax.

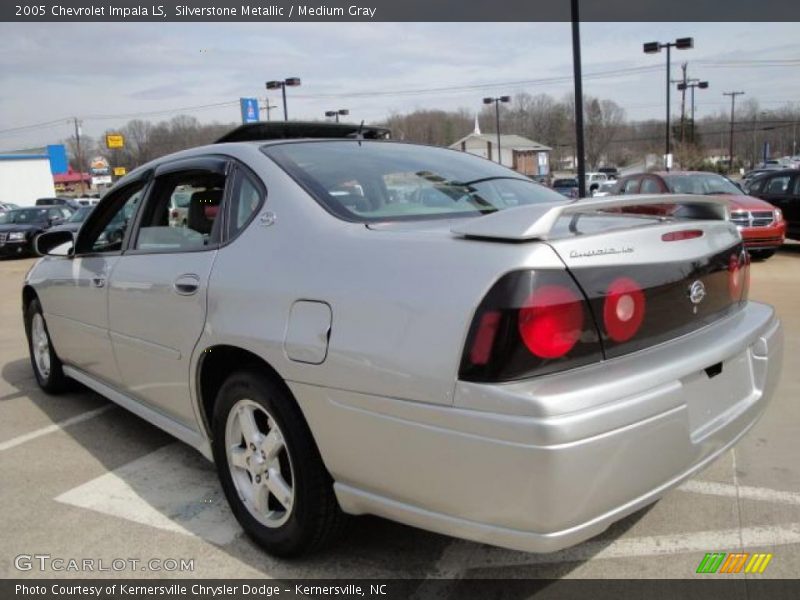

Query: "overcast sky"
<box><xmin>0</xmin><ymin>21</ymin><xmax>798</xmax><ymax>150</ymax></box>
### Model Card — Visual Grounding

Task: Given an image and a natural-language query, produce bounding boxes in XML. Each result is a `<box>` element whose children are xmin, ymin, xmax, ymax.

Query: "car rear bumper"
<box><xmin>293</xmin><ymin>301</ymin><xmax>782</xmax><ymax>553</ymax></box>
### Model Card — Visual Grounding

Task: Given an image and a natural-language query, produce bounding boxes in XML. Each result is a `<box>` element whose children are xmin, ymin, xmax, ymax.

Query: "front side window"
<box><xmin>263</xmin><ymin>141</ymin><xmax>565</xmax><ymax>222</ymax></box>
<box><xmin>134</xmin><ymin>170</ymin><xmax>225</xmax><ymax>252</ymax></box>
<box><xmin>75</xmin><ymin>183</ymin><xmax>144</xmax><ymax>254</ymax></box>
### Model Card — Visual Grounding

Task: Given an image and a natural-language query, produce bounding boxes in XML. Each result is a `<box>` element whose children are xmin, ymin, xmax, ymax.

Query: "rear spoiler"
<box><xmin>451</xmin><ymin>194</ymin><xmax>730</xmax><ymax>241</ymax></box>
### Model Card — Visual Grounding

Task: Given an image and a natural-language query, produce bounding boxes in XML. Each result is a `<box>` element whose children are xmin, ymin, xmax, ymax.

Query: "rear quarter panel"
<box><xmin>199</xmin><ymin>146</ymin><xmax>565</xmax><ymax>406</ymax></box>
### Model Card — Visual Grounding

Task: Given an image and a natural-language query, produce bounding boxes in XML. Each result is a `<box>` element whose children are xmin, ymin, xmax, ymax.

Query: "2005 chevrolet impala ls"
<box><xmin>23</xmin><ymin>123</ymin><xmax>783</xmax><ymax>557</ymax></box>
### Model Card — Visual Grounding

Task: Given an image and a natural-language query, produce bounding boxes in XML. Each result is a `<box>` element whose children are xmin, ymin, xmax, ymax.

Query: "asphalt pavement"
<box><xmin>0</xmin><ymin>246</ymin><xmax>798</xmax><ymax>582</ymax></box>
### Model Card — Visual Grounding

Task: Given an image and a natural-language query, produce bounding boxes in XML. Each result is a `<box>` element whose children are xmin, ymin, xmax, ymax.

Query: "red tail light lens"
<box><xmin>469</xmin><ymin>311</ymin><xmax>501</xmax><ymax>365</ymax></box>
<box><xmin>459</xmin><ymin>271</ymin><xmax>602</xmax><ymax>382</ymax></box>
<box><xmin>518</xmin><ymin>285</ymin><xmax>583</xmax><ymax>358</ymax></box>
<box><xmin>171</xmin><ymin>209</ymin><xmax>180</xmax><ymax>219</ymax></box>
<box><xmin>603</xmin><ymin>277</ymin><xmax>646</xmax><ymax>343</ymax></box>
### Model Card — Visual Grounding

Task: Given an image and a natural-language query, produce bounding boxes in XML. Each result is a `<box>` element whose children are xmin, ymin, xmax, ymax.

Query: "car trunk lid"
<box><xmin>452</xmin><ymin>195</ymin><xmax>748</xmax><ymax>362</ymax></box>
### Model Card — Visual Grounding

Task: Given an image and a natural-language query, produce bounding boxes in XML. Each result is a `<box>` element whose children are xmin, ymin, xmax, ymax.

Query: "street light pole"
<box><xmin>266</xmin><ymin>77</ymin><xmax>302</xmax><ymax>121</ymax></box>
<box><xmin>644</xmin><ymin>37</ymin><xmax>694</xmax><ymax>171</ymax></box>
<box><xmin>482</xmin><ymin>95</ymin><xmax>511</xmax><ymax>164</ymax></box>
<box><xmin>723</xmin><ymin>91</ymin><xmax>745</xmax><ymax>171</ymax></box>
<box><xmin>325</xmin><ymin>109</ymin><xmax>349</xmax><ymax>123</ymax></box>
<box><xmin>571</xmin><ymin>0</ymin><xmax>586</xmax><ymax>198</ymax></box>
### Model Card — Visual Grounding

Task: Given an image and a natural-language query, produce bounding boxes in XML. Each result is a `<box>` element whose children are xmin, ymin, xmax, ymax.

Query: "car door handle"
<box><xmin>92</xmin><ymin>277</ymin><xmax>106</xmax><ymax>288</ymax></box>
<box><xmin>173</xmin><ymin>274</ymin><xmax>200</xmax><ymax>296</ymax></box>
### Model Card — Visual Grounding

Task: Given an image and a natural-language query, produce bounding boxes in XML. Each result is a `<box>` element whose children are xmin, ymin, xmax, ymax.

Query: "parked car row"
<box><xmin>603</xmin><ymin>171</ymin><xmax>791</xmax><ymax>260</ymax></box>
<box><xmin>0</xmin><ymin>205</ymin><xmax>75</xmax><ymax>257</ymax></box>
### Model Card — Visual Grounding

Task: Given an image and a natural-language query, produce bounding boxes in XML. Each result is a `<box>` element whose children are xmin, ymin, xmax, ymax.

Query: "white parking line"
<box><xmin>679</xmin><ymin>479</ymin><xmax>800</xmax><ymax>506</ymax></box>
<box><xmin>431</xmin><ymin>523</ymin><xmax>800</xmax><ymax>576</ymax></box>
<box><xmin>55</xmin><ymin>443</ymin><xmax>240</xmax><ymax>545</ymax></box>
<box><xmin>53</xmin><ymin>442</ymin><xmax>800</xmax><ymax>555</ymax></box>
<box><xmin>0</xmin><ymin>405</ymin><xmax>114</xmax><ymax>452</ymax></box>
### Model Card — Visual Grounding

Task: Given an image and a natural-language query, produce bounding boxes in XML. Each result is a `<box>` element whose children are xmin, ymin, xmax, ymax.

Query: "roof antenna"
<box><xmin>356</xmin><ymin>120</ymin><xmax>365</xmax><ymax>145</ymax></box>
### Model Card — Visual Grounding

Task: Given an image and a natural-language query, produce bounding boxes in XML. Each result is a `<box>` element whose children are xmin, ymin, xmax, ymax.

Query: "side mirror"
<box><xmin>35</xmin><ymin>230</ymin><xmax>74</xmax><ymax>257</ymax></box>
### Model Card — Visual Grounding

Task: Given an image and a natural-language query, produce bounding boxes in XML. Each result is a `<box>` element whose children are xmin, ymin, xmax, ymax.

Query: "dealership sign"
<box><xmin>89</xmin><ymin>156</ymin><xmax>110</xmax><ymax>175</ymax></box>
<box><xmin>105</xmin><ymin>133</ymin><xmax>125</xmax><ymax>149</ymax></box>
<box><xmin>240</xmin><ymin>97</ymin><xmax>260</xmax><ymax>124</ymax></box>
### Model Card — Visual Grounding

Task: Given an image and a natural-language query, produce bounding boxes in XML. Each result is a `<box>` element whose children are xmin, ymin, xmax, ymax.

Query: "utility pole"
<box><xmin>723</xmin><ymin>91</ymin><xmax>745</xmax><ymax>171</ymax></box>
<box><xmin>73</xmin><ymin>117</ymin><xmax>85</xmax><ymax>195</ymax></box>
<box><xmin>679</xmin><ymin>63</ymin><xmax>687</xmax><ymax>143</ymax></box>
<box><xmin>261</xmin><ymin>97</ymin><xmax>277</xmax><ymax>121</ymax></box>
<box><xmin>571</xmin><ymin>0</ymin><xmax>586</xmax><ymax>198</ymax></box>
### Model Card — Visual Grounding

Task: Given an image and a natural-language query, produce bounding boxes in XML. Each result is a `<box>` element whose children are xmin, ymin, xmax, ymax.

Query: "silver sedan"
<box><xmin>24</xmin><ymin>127</ymin><xmax>783</xmax><ymax>557</ymax></box>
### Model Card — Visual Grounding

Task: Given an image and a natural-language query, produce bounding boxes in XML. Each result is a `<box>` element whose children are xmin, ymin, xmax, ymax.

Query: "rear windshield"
<box><xmin>263</xmin><ymin>141</ymin><xmax>564</xmax><ymax>222</ymax></box>
<box><xmin>663</xmin><ymin>173</ymin><xmax>741</xmax><ymax>195</ymax></box>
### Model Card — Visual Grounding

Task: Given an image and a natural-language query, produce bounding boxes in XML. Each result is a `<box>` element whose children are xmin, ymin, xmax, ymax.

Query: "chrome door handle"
<box><xmin>173</xmin><ymin>274</ymin><xmax>200</xmax><ymax>295</ymax></box>
<box><xmin>92</xmin><ymin>277</ymin><xmax>105</xmax><ymax>288</ymax></box>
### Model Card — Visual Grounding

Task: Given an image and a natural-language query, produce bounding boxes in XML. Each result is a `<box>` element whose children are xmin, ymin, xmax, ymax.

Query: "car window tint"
<box><xmin>640</xmin><ymin>178</ymin><xmax>660</xmax><ymax>194</ymax></box>
<box><xmin>90</xmin><ymin>189</ymin><xmax>144</xmax><ymax>253</ymax></box>
<box><xmin>793</xmin><ymin>176</ymin><xmax>800</xmax><ymax>196</ymax></box>
<box><xmin>623</xmin><ymin>178</ymin><xmax>640</xmax><ymax>194</ymax></box>
<box><xmin>263</xmin><ymin>141</ymin><xmax>565</xmax><ymax>223</ymax></box>
<box><xmin>135</xmin><ymin>170</ymin><xmax>225</xmax><ymax>252</ymax></box>
<box><xmin>747</xmin><ymin>178</ymin><xmax>764</xmax><ymax>193</ymax></box>
<box><xmin>766</xmin><ymin>175</ymin><xmax>791</xmax><ymax>194</ymax></box>
<box><xmin>229</xmin><ymin>173</ymin><xmax>263</xmax><ymax>236</ymax></box>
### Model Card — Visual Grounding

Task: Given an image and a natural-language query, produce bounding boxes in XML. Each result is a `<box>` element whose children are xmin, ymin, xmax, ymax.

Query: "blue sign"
<box><xmin>240</xmin><ymin>98</ymin><xmax>260</xmax><ymax>124</ymax></box>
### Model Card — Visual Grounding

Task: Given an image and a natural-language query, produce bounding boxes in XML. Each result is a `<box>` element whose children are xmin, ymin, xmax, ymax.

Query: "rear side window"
<box><xmin>793</xmin><ymin>176</ymin><xmax>800</xmax><ymax>196</ymax></box>
<box><xmin>263</xmin><ymin>141</ymin><xmax>565</xmax><ymax>223</ymax></box>
<box><xmin>623</xmin><ymin>178</ymin><xmax>640</xmax><ymax>194</ymax></box>
<box><xmin>640</xmin><ymin>177</ymin><xmax>661</xmax><ymax>194</ymax></box>
<box><xmin>228</xmin><ymin>172</ymin><xmax>264</xmax><ymax>237</ymax></box>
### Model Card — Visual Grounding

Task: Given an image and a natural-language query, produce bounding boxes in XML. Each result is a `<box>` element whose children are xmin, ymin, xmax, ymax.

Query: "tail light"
<box><xmin>171</xmin><ymin>209</ymin><xmax>180</xmax><ymax>219</ymax></box>
<box><xmin>459</xmin><ymin>270</ymin><xmax>602</xmax><ymax>382</ymax></box>
<box><xmin>602</xmin><ymin>277</ymin><xmax>646</xmax><ymax>343</ymax></box>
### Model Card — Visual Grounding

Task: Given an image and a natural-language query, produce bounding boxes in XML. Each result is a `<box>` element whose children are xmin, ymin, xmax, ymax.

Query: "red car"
<box><xmin>610</xmin><ymin>171</ymin><xmax>786</xmax><ymax>259</ymax></box>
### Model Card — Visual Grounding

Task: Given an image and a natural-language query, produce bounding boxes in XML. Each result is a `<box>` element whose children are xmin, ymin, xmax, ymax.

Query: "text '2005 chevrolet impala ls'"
<box><xmin>24</xmin><ymin>123</ymin><xmax>783</xmax><ymax>557</ymax></box>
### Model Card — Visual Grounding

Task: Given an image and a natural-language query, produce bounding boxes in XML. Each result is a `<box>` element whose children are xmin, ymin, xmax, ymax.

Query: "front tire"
<box><xmin>25</xmin><ymin>298</ymin><xmax>70</xmax><ymax>393</ymax></box>
<box><xmin>749</xmin><ymin>249</ymin><xmax>776</xmax><ymax>261</ymax></box>
<box><xmin>212</xmin><ymin>371</ymin><xmax>345</xmax><ymax>557</ymax></box>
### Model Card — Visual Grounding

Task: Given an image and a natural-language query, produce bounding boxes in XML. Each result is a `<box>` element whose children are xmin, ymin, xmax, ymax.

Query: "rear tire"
<box><xmin>212</xmin><ymin>370</ymin><xmax>346</xmax><ymax>557</ymax></box>
<box><xmin>749</xmin><ymin>249</ymin><xmax>776</xmax><ymax>261</ymax></box>
<box><xmin>24</xmin><ymin>298</ymin><xmax>70</xmax><ymax>393</ymax></box>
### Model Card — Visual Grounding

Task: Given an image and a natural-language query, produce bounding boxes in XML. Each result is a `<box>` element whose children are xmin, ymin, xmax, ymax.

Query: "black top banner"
<box><xmin>4</xmin><ymin>0</ymin><xmax>800</xmax><ymax>22</ymax></box>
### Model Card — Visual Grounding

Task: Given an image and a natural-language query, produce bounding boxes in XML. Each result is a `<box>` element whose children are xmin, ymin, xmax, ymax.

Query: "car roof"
<box><xmin>215</xmin><ymin>121</ymin><xmax>392</xmax><ymax>144</ymax></box>
<box><xmin>750</xmin><ymin>167</ymin><xmax>799</xmax><ymax>179</ymax></box>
